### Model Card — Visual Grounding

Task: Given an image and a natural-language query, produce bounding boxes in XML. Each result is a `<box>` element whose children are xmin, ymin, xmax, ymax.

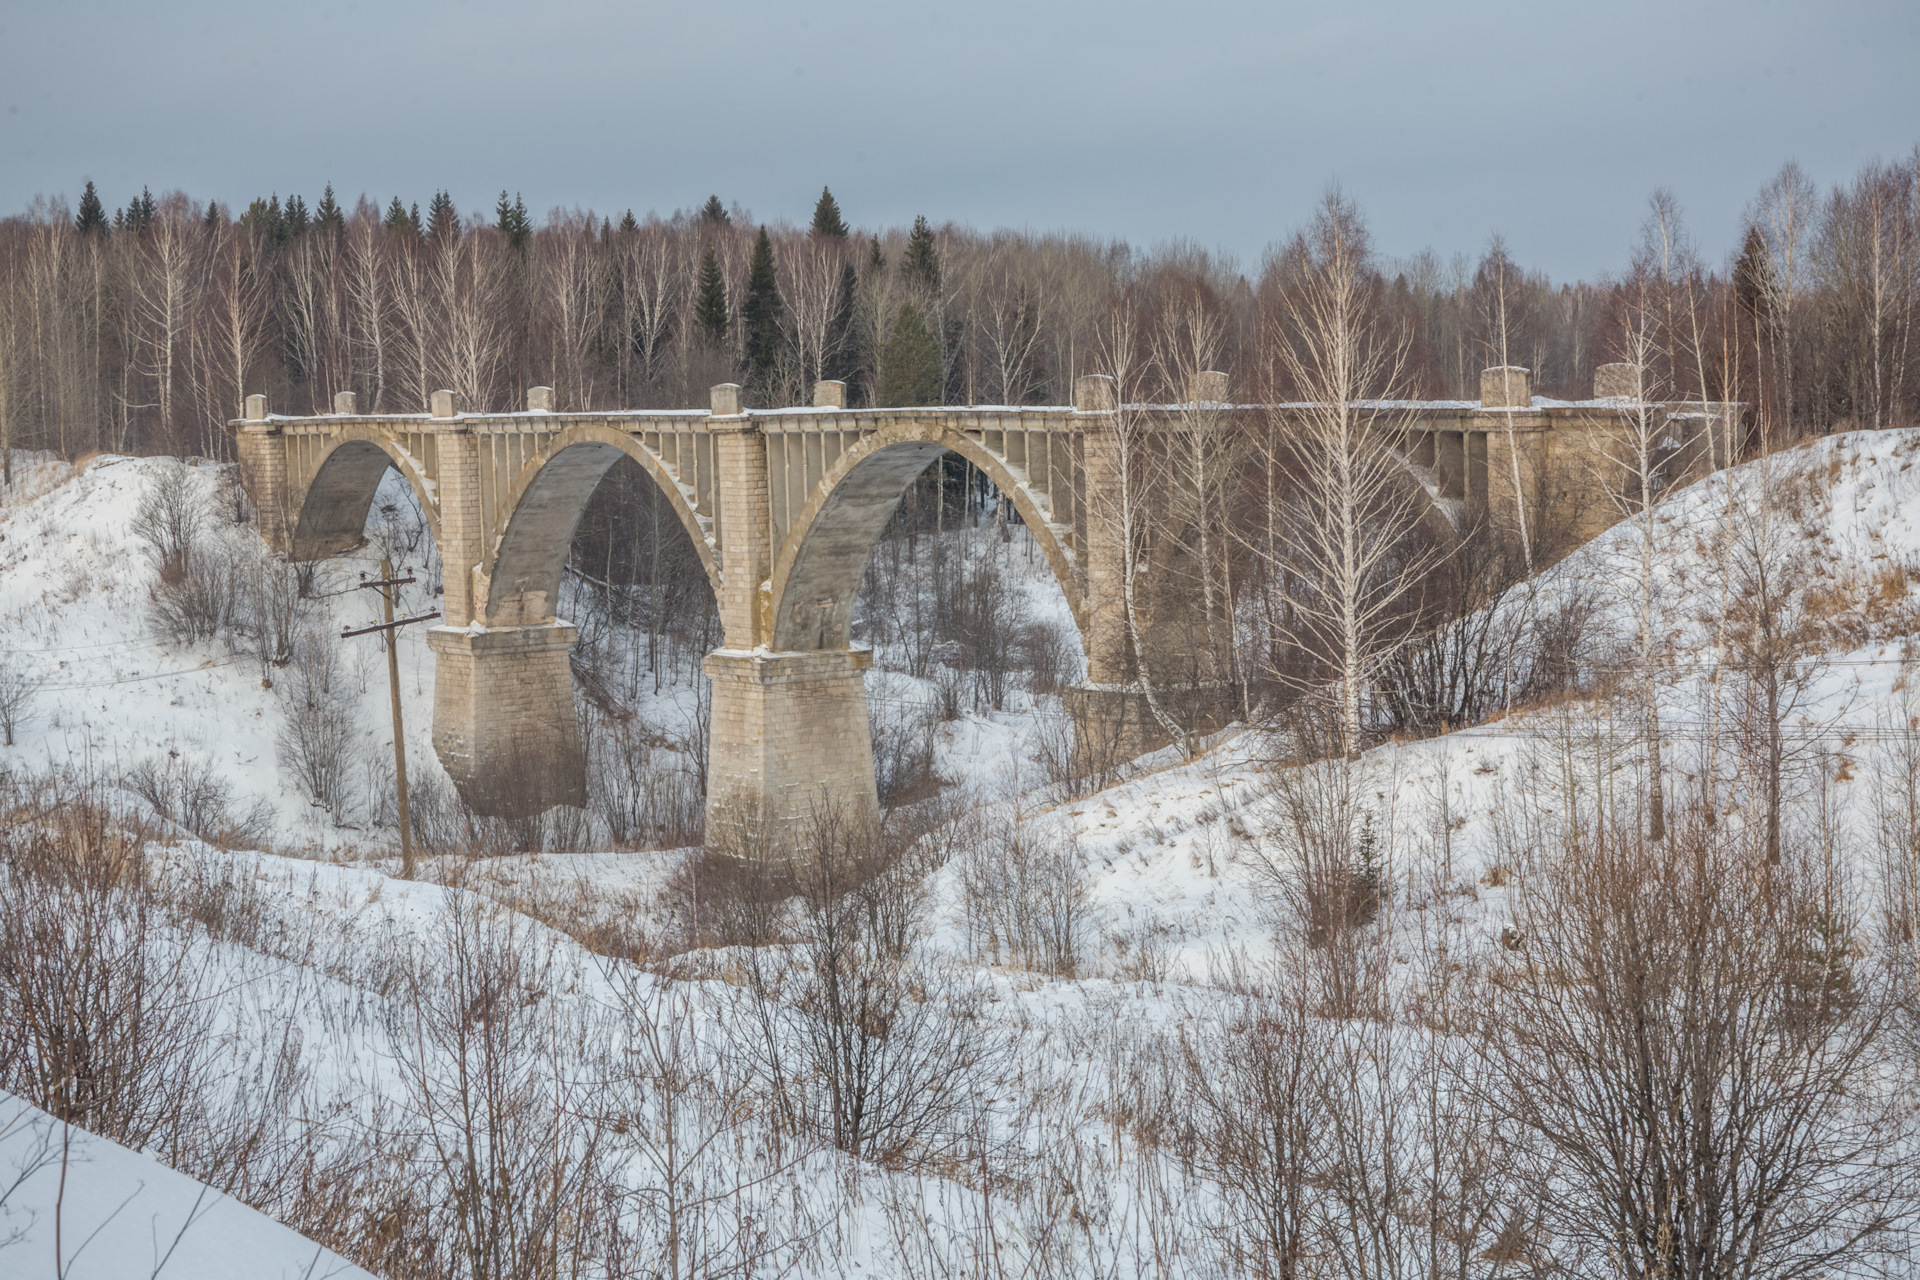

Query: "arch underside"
<box><xmin>770</xmin><ymin>426</ymin><xmax>1085</xmax><ymax>652</ymax></box>
<box><xmin>484</xmin><ymin>429</ymin><xmax>721</xmax><ymax>627</ymax></box>
<box><xmin>291</xmin><ymin>436</ymin><xmax>440</xmax><ymax>560</ymax></box>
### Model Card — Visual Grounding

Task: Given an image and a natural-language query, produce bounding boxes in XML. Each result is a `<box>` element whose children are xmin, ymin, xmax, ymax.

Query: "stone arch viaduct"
<box><xmin>235</xmin><ymin>366</ymin><xmax>1729</xmax><ymax>856</ymax></box>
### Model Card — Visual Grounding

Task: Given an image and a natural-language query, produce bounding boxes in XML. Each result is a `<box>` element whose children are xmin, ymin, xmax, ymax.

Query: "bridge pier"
<box><xmin>703</xmin><ymin>648</ymin><xmax>880</xmax><ymax>858</ymax></box>
<box><xmin>426</xmin><ymin>622</ymin><xmax>586</xmax><ymax>815</ymax></box>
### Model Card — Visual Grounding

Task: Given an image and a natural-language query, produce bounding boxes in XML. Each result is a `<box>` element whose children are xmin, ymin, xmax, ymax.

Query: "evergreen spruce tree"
<box><xmin>868</xmin><ymin>234</ymin><xmax>885</xmax><ymax>274</ymax></box>
<box><xmin>694</xmin><ymin>247</ymin><xmax>729</xmax><ymax>348</ymax></box>
<box><xmin>495</xmin><ymin>190</ymin><xmax>532</xmax><ymax>249</ymax></box>
<box><xmin>811</xmin><ymin>186</ymin><xmax>848</xmax><ymax>238</ymax></box>
<box><xmin>204</xmin><ymin>200</ymin><xmax>220</xmax><ymax>228</ymax></box>
<box><xmin>618</xmin><ymin>209</ymin><xmax>639</xmax><ymax>233</ymax></box>
<box><xmin>700</xmin><ymin>195</ymin><xmax>730</xmax><ymax>225</ymax></box>
<box><xmin>285</xmin><ymin>194</ymin><xmax>310</xmax><ymax>236</ymax></box>
<box><xmin>383</xmin><ymin>196</ymin><xmax>411</xmax><ymax>232</ymax></box>
<box><xmin>824</xmin><ymin>259</ymin><xmax>860</xmax><ymax>385</ymax></box>
<box><xmin>408</xmin><ymin>203</ymin><xmax>423</xmax><ymax>235</ymax></box>
<box><xmin>743</xmin><ymin>228</ymin><xmax>786</xmax><ymax>392</ymax></box>
<box><xmin>315</xmin><ymin>183</ymin><xmax>344</xmax><ymax>232</ymax></box>
<box><xmin>74</xmin><ymin>181</ymin><xmax>108</xmax><ymax>236</ymax></box>
<box><xmin>875</xmin><ymin>302</ymin><xmax>943</xmax><ymax>407</ymax></box>
<box><xmin>903</xmin><ymin>214</ymin><xmax>941</xmax><ymax>296</ymax></box>
<box><xmin>427</xmin><ymin>190</ymin><xmax>458</xmax><ymax>239</ymax></box>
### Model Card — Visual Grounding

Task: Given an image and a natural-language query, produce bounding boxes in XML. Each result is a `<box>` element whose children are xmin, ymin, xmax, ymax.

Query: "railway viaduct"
<box><xmin>234</xmin><ymin>365</ymin><xmax>1727</xmax><ymax>856</ymax></box>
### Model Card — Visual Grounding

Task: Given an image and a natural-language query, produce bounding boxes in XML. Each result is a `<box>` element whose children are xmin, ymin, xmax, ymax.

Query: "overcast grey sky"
<box><xmin>2</xmin><ymin>0</ymin><xmax>1915</xmax><ymax>281</ymax></box>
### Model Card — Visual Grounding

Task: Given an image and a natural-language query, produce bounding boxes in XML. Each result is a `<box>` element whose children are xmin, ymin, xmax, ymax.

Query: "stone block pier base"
<box><xmin>427</xmin><ymin>623</ymin><xmax>586</xmax><ymax>815</ymax></box>
<box><xmin>703</xmin><ymin>648</ymin><xmax>881</xmax><ymax>859</ymax></box>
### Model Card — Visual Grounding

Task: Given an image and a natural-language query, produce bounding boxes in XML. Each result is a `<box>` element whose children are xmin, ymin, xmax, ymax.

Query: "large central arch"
<box><xmin>482</xmin><ymin>424</ymin><xmax>722</xmax><ymax>626</ymax></box>
<box><xmin>767</xmin><ymin>419</ymin><xmax>1086</xmax><ymax>652</ymax></box>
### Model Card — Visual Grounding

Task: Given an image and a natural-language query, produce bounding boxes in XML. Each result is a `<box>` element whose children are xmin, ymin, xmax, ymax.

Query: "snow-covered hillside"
<box><xmin>2</xmin><ymin>431</ymin><xmax>1917</xmax><ymax>1277</ymax></box>
<box><xmin>0</xmin><ymin>1091</ymin><xmax>374</xmax><ymax>1280</ymax></box>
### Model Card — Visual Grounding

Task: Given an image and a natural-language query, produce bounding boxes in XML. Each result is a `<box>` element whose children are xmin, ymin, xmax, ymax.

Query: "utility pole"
<box><xmin>343</xmin><ymin>557</ymin><xmax>439</xmax><ymax>878</ymax></box>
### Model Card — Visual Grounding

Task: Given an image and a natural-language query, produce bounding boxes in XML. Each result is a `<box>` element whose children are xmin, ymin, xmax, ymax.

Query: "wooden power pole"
<box><xmin>343</xmin><ymin>557</ymin><xmax>439</xmax><ymax>878</ymax></box>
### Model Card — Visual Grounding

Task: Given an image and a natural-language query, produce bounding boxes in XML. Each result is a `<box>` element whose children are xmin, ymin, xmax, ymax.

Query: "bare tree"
<box><xmin>1478</xmin><ymin>796</ymin><xmax>1911</xmax><ymax>1280</ymax></box>
<box><xmin>1263</xmin><ymin>189</ymin><xmax>1442</xmax><ymax>756</ymax></box>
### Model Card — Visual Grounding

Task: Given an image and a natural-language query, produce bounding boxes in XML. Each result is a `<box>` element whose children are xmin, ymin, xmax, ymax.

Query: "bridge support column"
<box><xmin>426</xmin><ymin>622</ymin><xmax>585</xmax><ymax>815</ymax></box>
<box><xmin>703</xmin><ymin>648</ymin><xmax>879</xmax><ymax>860</ymax></box>
<box><xmin>236</xmin><ymin>395</ymin><xmax>293</xmax><ymax>553</ymax></box>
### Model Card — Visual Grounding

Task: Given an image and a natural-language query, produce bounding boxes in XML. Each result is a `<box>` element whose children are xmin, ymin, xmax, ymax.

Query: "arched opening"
<box><xmin>484</xmin><ymin>432</ymin><xmax>720</xmax><ymax>627</ymax></box>
<box><xmin>486</xmin><ymin>439</ymin><xmax>722</xmax><ymax>849</ymax></box>
<box><xmin>770</xmin><ymin>427</ymin><xmax>1090</xmax><ymax>810</ymax></box>
<box><xmin>291</xmin><ymin>437</ymin><xmax>440</xmax><ymax>563</ymax></box>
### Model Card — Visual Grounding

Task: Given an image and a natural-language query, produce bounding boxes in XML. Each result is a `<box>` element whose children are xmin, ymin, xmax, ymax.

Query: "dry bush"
<box><xmin>959</xmin><ymin>813</ymin><xmax>1088</xmax><ymax>976</ymax></box>
<box><xmin>124</xmin><ymin>751</ymin><xmax>276</xmax><ymax>849</ymax></box>
<box><xmin>0</xmin><ymin>767</ymin><xmax>320</xmax><ymax>1203</ymax></box>
<box><xmin>740</xmin><ymin>805</ymin><xmax>1005</xmax><ymax>1169</ymax></box>
<box><xmin>384</xmin><ymin>893</ymin><xmax>609</xmax><ymax>1280</ymax></box>
<box><xmin>586</xmin><ymin>710</ymin><xmax>704</xmax><ymax>848</ymax></box>
<box><xmin>130</xmin><ymin>459</ymin><xmax>204</xmax><ymax>586</ymax></box>
<box><xmin>1478</xmin><ymin>798</ymin><xmax>1914</xmax><ymax>1280</ymax></box>
<box><xmin>275</xmin><ymin>620</ymin><xmax>360</xmax><ymax>822</ymax></box>
<box><xmin>0</xmin><ymin>652</ymin><xmax>33</xmax><ymax>747</ymax></box>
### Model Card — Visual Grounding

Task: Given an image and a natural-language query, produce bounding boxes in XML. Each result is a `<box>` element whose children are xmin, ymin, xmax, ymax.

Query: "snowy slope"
<box><xmin>0</xmin><ymin>1091</ymin><xmax>374</xmax><ymax>1280</ymax></box>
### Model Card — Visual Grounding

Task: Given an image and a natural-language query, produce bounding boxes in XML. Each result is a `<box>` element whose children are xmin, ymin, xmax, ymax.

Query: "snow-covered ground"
<box><xmin>0</xmin><ymin>1091</ymin><xmax>374</xmax><ymax>1280</ymax></box>
<box><xmin>2</xmin><ymin>430</ymin><xmax>1916</xmax><ymax>1275</ymax></box>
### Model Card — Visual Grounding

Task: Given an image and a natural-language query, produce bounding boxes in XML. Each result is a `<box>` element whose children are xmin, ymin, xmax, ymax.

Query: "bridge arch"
<box><xmin>482</xmin><ymin>424</ymin><xmax>723</xmax><ymax>626</ymax></box>
<box><xmin>290</xmin><ymin>428</ymin><xmax>441</xmax><ymax>560</ymax></box>
<box><xmin>767</xmin><ymin>418</ymin><xmax>1086</xmax><ymax>652</ymax></box>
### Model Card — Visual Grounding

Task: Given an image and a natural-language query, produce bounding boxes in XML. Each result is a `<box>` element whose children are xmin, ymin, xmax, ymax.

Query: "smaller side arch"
<box><xmin>767</xmin><ymin>420</ymin><xmax>1086</xmax><ymax>652</ymax></box>
<box><xmin>483</xmin><ymin>425</ymin><xmax>722</xmax><ymax>626</ymax></box>
<box><xmin>290</xmin><ymin>428</ymin><xmax>442</xmax><ymax>560</ymax></box>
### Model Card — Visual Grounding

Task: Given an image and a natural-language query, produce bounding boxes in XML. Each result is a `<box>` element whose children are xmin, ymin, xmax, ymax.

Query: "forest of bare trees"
<box><xmin>1</xmin><ymin>156</ymin><xmax>1915</xmax><ymax>483</ymax></box>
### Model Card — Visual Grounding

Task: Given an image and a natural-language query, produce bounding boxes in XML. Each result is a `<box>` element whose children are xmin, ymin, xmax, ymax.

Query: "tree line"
<box><xmin>1</xmin><ymin>153</ymin><xmax>1915</xmax><ymax>487</ymax></box>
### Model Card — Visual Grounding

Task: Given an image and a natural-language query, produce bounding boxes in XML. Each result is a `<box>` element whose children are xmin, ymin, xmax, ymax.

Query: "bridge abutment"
<box><xmin>427</xmin><ymin>622</ymin><xmax>586</xmax><ymax>815</ymax></box>
<box><xmin>703</xmin><ymin>647</ymin><xmax>880</xmax><ymax>858</ymax></box>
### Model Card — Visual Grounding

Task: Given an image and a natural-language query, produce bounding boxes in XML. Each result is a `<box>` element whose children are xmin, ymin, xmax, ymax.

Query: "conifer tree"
<box><xmin>203</xmin><ymin>200</ymin><xmax>220</xmax><ymax>228</ymax></box>
<box><xmin>811</xmin><ymin>186</ymin><xmax>848</xmax><ymax>238</ymax></box>
<box><xmin>700</xmin><ymin>195</ymin><xmax>730</xmax><ymax>225</ymax></box>
<box><xmin>428</xmin><ymin>190</ymin><xmax>458</xmax><ymax>239</ymax></box>
<box><xmin>315</xmin><ymin>183</ymin><xmax>344</xmax><ymax>232</ymax></box>
<box><xmin>495</xmin><ymin>190</ymin><xmax>531</xmax><ymax>249</ymax></box>
<box><xmin>868</xmin><ymin>235</ymin><xmax>885</xmax><ymax>273</ymax></box>
<box><xmin>743</xmin><ymin>227</ymin><xmax>786</xmax><ymax>391</ymax></box>
<box><xmin>408</xmin><ymin>203</ymin><xmax>423</xmax><ymax>235</ymax></box>
<box><xmin>618</xmin><ymin>209</ymin><xmax>639</xmax><ymax>233</ymax></box>
<box><xmin>285</xmin><ymin>194</ymin><xmax>310</xmax><ymax>236</ymax></box>
<box><xmin>74</xmin><ymin>181</ymin><xmax>107</xmax><ymax>236</ymax></box>
<box><xmin>903</xmin><ymin>214</ymin><xmax>941</xmax><ymax>296</ymax></box>
<box><xmin>383</xmin><ymin>196</ymin><xmax>411</xmax><ymax>232</ymax></box>
<box><xmin>876</xmin><ymin>301</ymin><xmax>942</xmax><ymax>406</ymax></box>
<box><xmin>695</xmin><ymin>247</ymin><xmax>729</xmax><ymax>348</ymax></box>
<box><xmin>825</xmin><ymin>259</ymin><xmax>860</xmax><ymax>385</ymax></box>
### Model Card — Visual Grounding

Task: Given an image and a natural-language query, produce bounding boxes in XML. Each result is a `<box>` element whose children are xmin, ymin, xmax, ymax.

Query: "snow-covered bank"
<box><xmin>0</xmin><ymin>1091</ymin><xmax>373</xmax><ymax>1280</ymax></box>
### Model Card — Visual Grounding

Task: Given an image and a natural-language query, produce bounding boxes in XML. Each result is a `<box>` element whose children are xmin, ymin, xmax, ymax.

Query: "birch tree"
<box><xmin>1264</xmin><ymin>190</ymin><xmax>1441</xmax><ymax>756</ymax></box>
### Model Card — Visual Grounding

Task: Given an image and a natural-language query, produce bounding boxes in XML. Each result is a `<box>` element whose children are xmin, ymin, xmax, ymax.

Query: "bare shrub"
<box><xmin>587</xmin><ymin>710</ymin><xmax>704</xmax><ymax>848</ymax></box>
<box><xmin>130</xmin><ymin>459</ymin><xmax>203</xmax><ymax>585</ymax></box>
<box><xmin>870</xmin><ymin>694</ymin><xmax>938</xmax><ymax>811</ymax></box>
<box><xmin>960</xmin><ymin>813</ymin><xmax>1088</xmax><ymax>976</ymax></box>
<box><xmin>743</xmin><ymin>805</ymin><xmax>1004</xmax><ymax>1168</ymax></box>
<box><xmin>123</xmin><ymin>751</ymin><xmax>274</xmax><ymax>848</ymax></box>
<box><xmin>0</xmin><ymin>653</ymin><xmax>33</xmax><ymax>747</ymax></box>
<box><xmin>385</xmin><ymin>893</ymin><xmax>607</xmax><ymax>1279</ymax></box>
<box><xmin>232</xmin><ymin>546</ymin><xmax>310</xmax><ymax>685</ymax></box>
<box><xmin>593</xmin><ymin>961</ymin><xmax>822</xmax><ymax>1277</ymax></box>
<box><xmin>275</xmin><ymin>621</ymin><xmax>359</xmax><ymax>822</ymax></box>
<box><xmin>1478</xmin><ymin>799</ymin><xmax>1914</xmax><ymax>1280</ymax></box>
<box><xmin>1252</xmin><ymin>709</ymin><xmax>1385</xmax><ymax>1012</ymax></box>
